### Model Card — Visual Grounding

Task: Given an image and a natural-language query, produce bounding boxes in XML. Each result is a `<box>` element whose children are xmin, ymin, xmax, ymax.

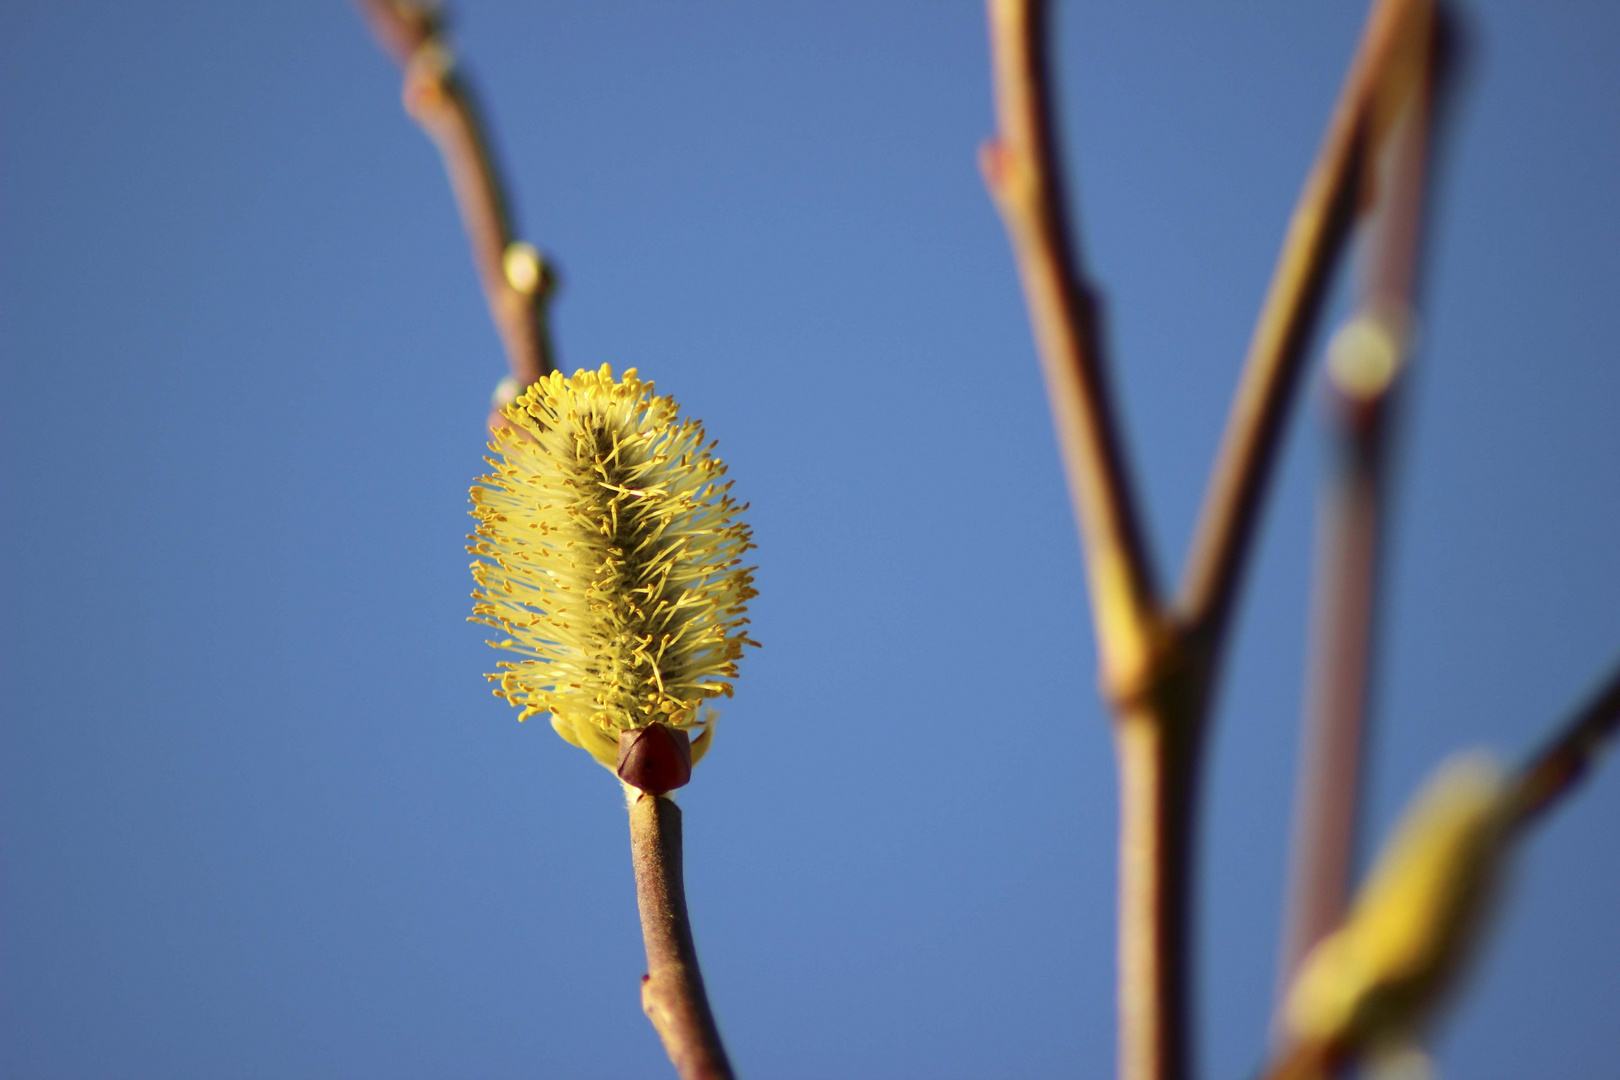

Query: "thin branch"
<box><xmin>981</xmin><ymin>0</ymin><xmax>1162</xmax><ymax>702</ymax></box>
<box><xmin>981</xmin><ymin>7</ymin><xmax>1185</xmax><ymax>1075</ymax></box>
<box><xmin>1177</xmin><ymin>0</ymin><xmax>1434</xmax><ymax>662</ymax></box>
<box><xmin>1276</xmin><ymin>0</ymin><xmax>1440</xmax><ymax>1011</ymax></box>
<box><xmin>1274</xmin><ymin>409</ymin><xmax>1390</xmax><ymax>1008</ymax></box>
<box><xmin>356</xmin><ymin>0</ymin><xmax>556</xmax><ymax>426</ymax></box>
<box><xmin>1274</xmin><ymin>426</ymin><xmax>1387</xmax><ymax>1027</ymax></box>
<box><xmin>1506</xmin><ymin>658</ymin><xmax>1620</xmax><ymax>831</ymax></box>
<box><xmin>629</xmin><ymin>794</ymin><xmax>736</xmax><ymax>1080</ymax></box>
<box><xmin>1114</xmin><ymin>706</ymin><xmax>1200</xmax><ymax>1080</ymax></box>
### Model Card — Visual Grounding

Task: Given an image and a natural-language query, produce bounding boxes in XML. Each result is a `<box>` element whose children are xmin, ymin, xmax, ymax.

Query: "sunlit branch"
<box><xmin>629</xmin><ymin>794</ymin><xmax>736</xmax><ymax>1080</ymax></box>
<box><xmin>1176</xmin><ymin>0</ymin><xmax>1435</xmax><ymax>668</ymax></box>
<box><xmin>981</xmin><ymin>5</ymin><xmax>1190</xmax><ymax>1080</ymax></box>
<box><xmin>981</xmin><ymin>0</ymin><xmax>1162</xmax><ymax>702</ymax></box>
<box><xmin>356</xmin><ymin>0</ymin><xmax>555</xmax><ymax>428</ymax></box>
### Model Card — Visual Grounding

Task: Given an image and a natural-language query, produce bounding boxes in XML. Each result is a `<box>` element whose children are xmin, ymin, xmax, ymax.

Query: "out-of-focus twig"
<box><xmin>1257</xmin><ymin>1040</ymin><xmax>1341</xmax><ymax>1080</ymax></box>
<box><xmin>1109</xmin><ymin>698</ymin><xmax>1200</xmax><ymax>1080</ymax></box>
<box><xmin>1279</xmin><ymin>431</ymin><xmax>1388</xmax><ymax>1000</ymax></box>
<box><xmin>1177</xmin><ymin>0</ymin><xmax>1433</xmax><ymax>668</ymax></box>
<box><xmin>1276</xmin><ymin>0</ymin><xmax>1442</xmax><ymax>1017</ymax></box>
<box><xmin>1506</xmin><ymin>659</ymin><xmax>1620</xmax><ymax>830</ymax></box>
<box><xmin>981</xmin><ymin>0</ymin><xmax>1162</xmax><ymax>703</ymax></box>
<box><xmin>356</xmin><ymin>0</ymin><xmax>555</xmax><ymax>428</ymax></box>
<box><xmin>982</xmin><ymin>5</ymin><xmax>1186</xmax><ymax>1080</ymax></box>
<box><xmin>629</xmin><ymin>794</ymin><xmax>735</xmax><ymax>1080</ymax></box>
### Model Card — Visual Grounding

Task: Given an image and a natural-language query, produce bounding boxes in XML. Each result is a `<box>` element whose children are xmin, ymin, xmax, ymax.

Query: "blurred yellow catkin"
<box><xmin>1284</xmin><ymin>752</ymin><xmax>1511</xmax><ymax>1056</ymax></box>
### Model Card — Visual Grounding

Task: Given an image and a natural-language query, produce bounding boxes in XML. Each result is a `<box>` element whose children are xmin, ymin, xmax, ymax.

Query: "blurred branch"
<box><xmin>1274</xmin><ymin>407</ymin><xmax>1391</xmax><ymax>1022</ymax></box>
<box><xmin>356</xmin><ymin>0</ymin><xmax>555</xmax><ymax>427</ymax></box>
<box><xmin>1506</xmin><ymin>658</ymin><xmax>1620</xmax><ymax>830</ymax></box>
<box><xmin>981</xmin><ymin>0</ymin><xmax>1162</xmax><ymax>703</ymax></box>
<box><xmin>1176</xmin><ymin>0</ymin><xmax>1434</xmax><ymax>666</ymax></box>
<box><xmin>1276</xmin><ymin>0</ymin><xmax>1442</xmax><ymax>1017</ymax></box>
<box><xmin>1257</xmin><ymin>1043</ymin><xmax>1336</xmax><ymax>1080</ymax></box>
<box><xmin>1111</xmin><ymin>697</ymin><xmax>1201</xmax><ymax>1080</ymax></box>
<box><xmin>981</xmin><ymin>5</ymin><xmax>1183</xmax><ymax>1080</ymax></box>
<box><xmin>982</xmin><ymin>4</ymin><xmax>1452</xmax><ymax>1080</ymax></box>
<box><xmin>629</xmin><ymin>794</ymin><xmax>736</xmax><ymax>1080</ymax></box>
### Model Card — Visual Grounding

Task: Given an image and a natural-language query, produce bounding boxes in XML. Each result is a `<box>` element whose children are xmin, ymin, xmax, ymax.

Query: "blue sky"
<box><xmin>3</xmin><ymin>3</ymin><xmax>1618</xmax><ymax>1077</ymax></box>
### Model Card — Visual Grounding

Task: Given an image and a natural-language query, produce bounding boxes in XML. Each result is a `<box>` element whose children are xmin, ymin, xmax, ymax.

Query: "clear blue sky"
<box><xmin>3</xmin><ymin>3</ymin><xmax>1618</xmax><ymax>1078</ymax></box>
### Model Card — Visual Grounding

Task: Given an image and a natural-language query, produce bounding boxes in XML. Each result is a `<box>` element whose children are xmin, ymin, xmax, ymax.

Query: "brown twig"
<box><xmin>1112</xmin><ymin>693</ymin><xmax>1201</xmax><ymax>1080</ymax></box>
<box><xmin>981</xmin><ymin>0</ymin><xmax>1162</xmax><ymax>702</ymax></box>
<box><xmin>1505</xmin><ymin>659</ymin><xmax>1620</xmax><ymax>831</ymax></box>
<box><xmin>629</xmin><ymin>794</ymin><xmax>735</xmax><ymax>1080</ymax></box>
<box><xmin>1275</xmin><ymin>409</ymin><xmax>1390</xmax><ymax>1005</ymax></box>
<box><xmin>1276</xmin><ymin>0</ymin><xmax>1440</xmax><ymax>1012</ymax></box>
<box><xmin>981</xmin><ymin>5</ymin><xmax>1185</xmax><ymax>1078</ymax></box>
<box><xmin>1176</xmin><ymin>0</ymin><xmax>1433</xmax><ymax>666</ymax></box>
<box><xmin>355</xmin><ymin>0</ymin><xmax>556</xmax><ymax>427</ymax></box>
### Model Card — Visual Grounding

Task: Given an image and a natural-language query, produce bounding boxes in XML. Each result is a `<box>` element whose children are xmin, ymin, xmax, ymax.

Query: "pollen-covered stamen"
<box><xmin>468</xmin><ymin>364</ymin><xmax>758</xmax><ymax>771</ymax></box>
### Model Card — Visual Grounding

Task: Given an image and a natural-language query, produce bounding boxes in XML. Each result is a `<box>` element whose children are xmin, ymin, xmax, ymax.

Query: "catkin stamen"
<box><xmin>468</xmin><ymin>365</ymin><xmax>759</xmax><ymax>769</ymax></box>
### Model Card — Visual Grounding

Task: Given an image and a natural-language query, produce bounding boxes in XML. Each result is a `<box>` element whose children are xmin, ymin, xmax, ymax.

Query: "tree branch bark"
<box><xmin>355</xmin><ymin>0</ymin><xmax>556</xmax><ymax>428</ymax></box>
<box><xmin>1506</xmin><ymin>659</ymin><xmax>1620</xmax><ymax>831</ymax></box>
<box><xmin>981</xmin><ymin>0</ymin><xmax>1162</xmax><ymax>702</ymax></box>
<box><xmin>1114</xmin><ymin>701</ymin><xmax>1200</xmax><ymax>1080</ymax></box>
<box><xmin>629</xmin><ymin>793</ymin><xmax>735</xmax><ymax>1080</ymax></box>
<box><xmin>1177</xmin><ymin>0</ymin><xmax>1433</xmax><ymax>664</ymax></box>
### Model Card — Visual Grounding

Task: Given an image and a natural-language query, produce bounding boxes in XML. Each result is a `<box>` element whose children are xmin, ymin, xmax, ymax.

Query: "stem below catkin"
<box><xmin>628</xmin><ymin>793</ymin><xmax>735</xmax><ymax>1080</ymax></box>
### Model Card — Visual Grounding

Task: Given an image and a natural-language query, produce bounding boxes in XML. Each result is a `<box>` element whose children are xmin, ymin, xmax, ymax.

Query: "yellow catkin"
<box><xmin>1285</xmin><ymin>752</ymin><xmax>1509</xmax><ymax>1054</ymax></box>
<box><xmin>468</xmin><ymin>365</ymin><xmax>758</xmax><ymax>770</ymax></box>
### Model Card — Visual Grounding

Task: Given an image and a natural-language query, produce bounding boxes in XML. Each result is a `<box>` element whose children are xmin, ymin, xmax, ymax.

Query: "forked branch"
<box><xmin>983</xmin><ymin>4</ymin><xmax>1447</xmax><ymax>1080</ymax></box>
